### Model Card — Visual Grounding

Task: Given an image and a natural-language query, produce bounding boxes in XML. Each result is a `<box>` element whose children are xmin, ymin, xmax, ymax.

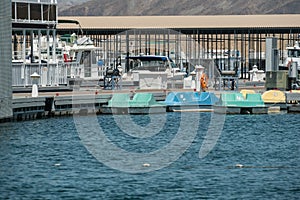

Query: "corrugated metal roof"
<box><xmin>57</xmin><ymin>15</ymin><xmax>300</xmax><ymax>30</ymax></box>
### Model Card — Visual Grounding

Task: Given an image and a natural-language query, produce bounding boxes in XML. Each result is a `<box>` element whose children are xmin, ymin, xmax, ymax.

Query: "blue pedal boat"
<box><xmin>164</xmin><ymin>91</ymin><xmax>219</xmax><ymax>112</ymax></box>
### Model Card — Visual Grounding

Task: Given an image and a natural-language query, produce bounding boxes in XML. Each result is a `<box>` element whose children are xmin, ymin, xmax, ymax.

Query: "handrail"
<box><xmin>12</xmin><ymin>0</ymin><xmax>57</xmax><ymax>4</ymax></box>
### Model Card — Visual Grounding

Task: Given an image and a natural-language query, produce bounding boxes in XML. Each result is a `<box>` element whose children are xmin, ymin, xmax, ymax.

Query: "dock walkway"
<box><xmin>3</xmin><ymin>82</ymin><xmax>296</xmax><ymax>123</ymax></box>
<box><xmin>9</xmin><ymin>88</ymin><xmax>169</xmax><ymax>122</ymax></box>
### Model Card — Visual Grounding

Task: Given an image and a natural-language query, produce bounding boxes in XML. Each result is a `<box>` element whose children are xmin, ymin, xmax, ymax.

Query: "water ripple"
<box><xmin>0</xmin><ymin>114</ymin><xmax>299</xmax><ymax>199</ymax></box>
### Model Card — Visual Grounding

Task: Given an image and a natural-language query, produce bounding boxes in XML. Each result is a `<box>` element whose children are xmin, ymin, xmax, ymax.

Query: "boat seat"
<box><xmin>240</xmin><ymin>89</ymin><xmax>255</xmax><ymax>99</ymax></box>
<box><xmin>234</xmin><ymin>93</ymin><xmax>245</xmax><ymax>101</ymax></box>
<box><xmin>130</xmin><ymin>93</ymin><xmax>159</xmax><ymax>107</ymax></box>
<box><xmin>220</xmin><ymin>93</ymin><xmax>236</xmax><ymax>106</ymax></box>
<box><xmin>221</xmin><ymin>93</ymin><xmax>247</xmax><ymax>106</ymax></box>
<box><xmin>108</xmin><ymin>93</ymin><xmax>130</xmax><ymax>107</ymax></box>
<box><xmin>245</xmin><ymin>93</ymin><xmax>265</xmax><ymax>106</ymax></box>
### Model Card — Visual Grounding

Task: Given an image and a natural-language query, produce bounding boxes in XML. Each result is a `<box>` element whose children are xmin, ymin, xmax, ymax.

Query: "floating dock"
<box><xmin>1</xmin><ymin>90</ymin><xmax>168</xmax><ymax>122</ymax></box>
<box><xmin>286</xmin><ymin>92</ymin><xmax>300</xmax><ymax>113</ymax></box>
<box><xmin>2</xmin><ymin>88</ymin><xmax>300</xmax><ymax>123</ymax></box>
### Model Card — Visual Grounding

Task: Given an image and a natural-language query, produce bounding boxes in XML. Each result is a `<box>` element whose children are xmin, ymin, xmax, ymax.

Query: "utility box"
<box><xmin>266</xmin><ymin>38</ymin><xmax>279</xmax><ymax>72</ymax></box>
<box><xmin>265</xmin><ymin>71</ymin><xmax>289</xmax><ymax>90</ymax></box>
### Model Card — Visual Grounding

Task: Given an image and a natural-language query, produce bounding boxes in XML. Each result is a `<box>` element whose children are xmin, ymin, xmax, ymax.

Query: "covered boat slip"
<box><xmin>10</xmin><ymin>14</ymin><xmax>300</xmax><ymax>90</ymax></box>
<box><xmin>57</xmin><ymin>15</ymin><xmax>300</xmax><ymax>80</ymax></box>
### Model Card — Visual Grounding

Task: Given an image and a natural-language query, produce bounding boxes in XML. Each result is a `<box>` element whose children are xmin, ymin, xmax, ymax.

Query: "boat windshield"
<box><xmin>288</xmin><ymin>49</ymin><xmax>300</xmax><ymax>58</ymax></box>
<box><xmin>127</xmin><ymin>56</ymin><xmax>175</xmax><ymax>72</ymax></box>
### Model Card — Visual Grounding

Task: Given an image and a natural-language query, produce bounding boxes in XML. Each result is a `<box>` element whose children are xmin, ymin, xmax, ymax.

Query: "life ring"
<box><xmin>200</xmin><ymin>73</ymin><xmax>208</xmax><ymax>91</ymax></box>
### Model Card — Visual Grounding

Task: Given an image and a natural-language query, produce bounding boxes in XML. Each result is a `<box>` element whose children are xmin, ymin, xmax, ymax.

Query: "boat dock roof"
<box><xmin>57</xmin><ymin>15</ymin><xmax>300</xmax><ymax>31</ymax></box>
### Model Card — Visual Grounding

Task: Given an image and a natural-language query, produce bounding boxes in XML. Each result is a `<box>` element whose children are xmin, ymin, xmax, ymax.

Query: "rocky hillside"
<box><xmin>58</xmin><ymin>0</ymin><xmax>85</xmax><ymax>13</ymax></box>
<box><xmin>58</xmin><ymin>0</ymin><xmax>300</xmax><ymax>16</ymax></box>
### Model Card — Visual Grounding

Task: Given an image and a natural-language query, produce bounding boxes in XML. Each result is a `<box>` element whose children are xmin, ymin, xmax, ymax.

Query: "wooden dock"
<box><xmin>5</xmin><ymin>89</ymin><xmax>168</xmax><ymax>122</ymax></box>
<box><xmin>286</xmin><ymin>92</ymin><xmax>300</xmax><ymax>113</ymax></box>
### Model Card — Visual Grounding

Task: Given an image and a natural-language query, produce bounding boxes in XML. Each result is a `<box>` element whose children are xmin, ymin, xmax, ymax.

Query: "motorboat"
<box><xmin>62</xmin><ymin>35</ymin><xmax>105</xmax><ymax>80</ymax></box>
<box><xmin>284</xmin><ymin>41</ymin><xmax>300</xmax><ymax>68</ymax></box>
<box><xmin>120</xmin><ymin>55</ymin><xmax>186</xmax><ymax>89</ymax></box>
<box><xmin>284</xmin><ymin>41</ymin><xmax>300</xmax><ymax>89</ymax></box>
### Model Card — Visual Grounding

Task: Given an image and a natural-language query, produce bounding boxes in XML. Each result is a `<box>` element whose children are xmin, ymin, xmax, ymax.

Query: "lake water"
<box><xmin>0</xmin><ymin>112</ymin><xmax>299</xmax><ymax>199</ymax></box>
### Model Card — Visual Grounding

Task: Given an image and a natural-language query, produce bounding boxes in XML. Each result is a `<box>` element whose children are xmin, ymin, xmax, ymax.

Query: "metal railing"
<box><xmin>12</xmin><ymin>62</ymin><xmax>79</xmax><ymax>87</ymax></box>
<box><xmin>12</xmin><ymin>0</ymin><xmax>57</xmax><ymax>4</ymax></box>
